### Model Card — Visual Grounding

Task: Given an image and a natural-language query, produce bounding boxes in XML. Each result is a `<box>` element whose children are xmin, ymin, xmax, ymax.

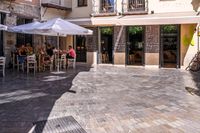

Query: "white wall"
<box><xmin>66</xmin><ymin>0</ymin><xmax>92</xmax><ymax>19</ymax></box>
<box><xmin>148</xmin><ymin>0</ymin><xmax>194</xmax><ymax>13</ymax></box>
<box><xmin>41</xmin><ymin>8</ymin><xmax>68</xmax><ymax>21</ymax></box>
<box><xmin>42</xmin><ymin>0</ymin><xmax>195</xmax><ymax>20</ymax></box>
<box><xmin>83</xmin><ymin>0</ymin><xmax>195</xmax><ymax>18</ymax></box>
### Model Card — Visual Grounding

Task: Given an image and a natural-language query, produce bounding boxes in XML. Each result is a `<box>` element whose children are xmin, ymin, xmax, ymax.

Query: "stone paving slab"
<box><xmin>0</xmin><ymin>65</ymin><xmax>200</xmax><ymax>133</ymax></box>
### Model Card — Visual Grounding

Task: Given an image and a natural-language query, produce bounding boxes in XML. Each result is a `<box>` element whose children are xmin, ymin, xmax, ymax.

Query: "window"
<box><xmin>45</xmin><ymin>36</ymin><xmax>57</xmax><ymax>47</ymax></box>
<box><xmin>101</xmin><ymin>0</ymin><xmax>115</xmax><ymax>13</ymax></box>
<box><xmin>128</xmin><ymin>0</ymin><xmax>145</xmax><ymax>11</ymax></box>
<box><xmin>16</xmin><ymin>18</ymin><xmax>33</xmax><ymax>47</ymax></box>
<box><xmin>78</xmin><ymin>0</ymin><xmax>87</xmax><ymax>7</ymax></box>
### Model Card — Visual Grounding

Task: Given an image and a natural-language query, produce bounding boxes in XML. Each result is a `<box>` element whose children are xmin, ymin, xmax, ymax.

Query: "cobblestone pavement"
<box><xmin>0</xmin><ymin>65</ymin><xmax>200</xmax><ymax>133</ymax></box>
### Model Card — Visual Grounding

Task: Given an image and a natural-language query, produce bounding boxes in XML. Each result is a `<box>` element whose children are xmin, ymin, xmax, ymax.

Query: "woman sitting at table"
<box><xmin>18</xmin><ymin>44</ymin><xmax>27</xmax><ymax>64</ymax></box>
<box><xmin>46</xmin><ymin>44</ymin><xmax>54</xmax><ymax>57</ymax></box>
<box><xmin>19</xmin><ymin>44</ymin><xmax>27</xmax><ymax>56</ymax></box>
<box><xmin>66</xmin><ymin>45</ymin><xmax>76</xmax><ymax>59</ymax></box>
<box><xmin>26</xmin><ymin>43</ymin><xmax>33</xmax><ymax>55</ymax></box>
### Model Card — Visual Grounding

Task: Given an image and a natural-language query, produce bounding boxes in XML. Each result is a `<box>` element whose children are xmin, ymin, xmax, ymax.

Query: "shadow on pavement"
<box><xmin>186</xmin><ymin>71</ymin><xmax>200</xmax><ymax>96</ymax></box>
<box><xmin>0</xmin><ymin>64</ymin><xmax>91</xmax><ymax>133</ymax></box>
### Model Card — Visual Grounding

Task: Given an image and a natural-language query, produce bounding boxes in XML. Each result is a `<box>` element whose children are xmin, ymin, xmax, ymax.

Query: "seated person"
<box><xmin>11</xmin><ymin>44</ymin><xmax>18</xmax><ymax>54</ymax></box>
<box><xmin>66</xmin><ymin>45</ymin><xmax>76</xmax><ymax>59</ymax></box>
<box><xmin>46</xmin><ymin>44</ymin><xmax>54</xmax><ymax>57</ymax></box>
<box><xmin>26</xmin><ymin>43</ymin><xmax>33</xmax><ymax>55</ymax></box>
<box><xmin>18</xmin><ymin>44</ymin><xmax>27</xmax><ymax>64</ymax></box>
<box><xmin>19</xmin><ymin>44</ymin><xmax>27</xmax><ymax>56</ymax></box>
<box><xmin>52</xmin><ymin>46</ymin><xmax>58</xmax><ymax>54</ymax></box>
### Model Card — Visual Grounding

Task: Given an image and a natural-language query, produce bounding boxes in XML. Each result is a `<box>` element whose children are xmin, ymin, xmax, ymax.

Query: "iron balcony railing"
<box><xmin>122</xmin><ymin>0</ymin><xmax>148</xmax><ymax>14</ymax></box>
<box><xmin>92</xmin><ymin>0</ymin><xmax>117</xmax><ymax>16</ymax></box>
<box><xmin>41</xmin><ymin>0</ymin><xmax>72</xmax><ymax>10</ymax></box>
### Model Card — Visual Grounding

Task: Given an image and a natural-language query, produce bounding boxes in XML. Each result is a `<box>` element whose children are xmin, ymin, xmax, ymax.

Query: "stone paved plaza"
<box><xmin>0</xmin><ymin>64</ymin><xmax>200</xmax><ymax>133</ymax></box>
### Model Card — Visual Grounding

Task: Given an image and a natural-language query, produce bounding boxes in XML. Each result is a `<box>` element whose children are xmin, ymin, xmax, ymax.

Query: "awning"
<box><xmin>67</xmin><ymin>12</ymin><xmax>200</xmax><ymax>26</ymax></box>
<box><xmin>0</xmin><ymin>24</ymin><xmax>7</xmax><ymax>31</ymax></box>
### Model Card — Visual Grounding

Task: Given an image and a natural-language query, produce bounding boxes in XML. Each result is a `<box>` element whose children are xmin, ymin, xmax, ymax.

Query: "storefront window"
<box><xmin>16</xmin><ymin>17</ymin><xmax>33</xmax><ymax>47</ymax></box>
<box><xmin>45</xmin><ymin>36</ymin><xmax>57</xmax><ymax>47</ymax></box>
<box><xmin>78</xmin><ymin>0</ymin><xmax>87</xmax><ymax>7</ymax></box>
<box><xmin>76</xmin><ymin>35</ymin><xmax>86</xmax><ymax>62</ymax></box>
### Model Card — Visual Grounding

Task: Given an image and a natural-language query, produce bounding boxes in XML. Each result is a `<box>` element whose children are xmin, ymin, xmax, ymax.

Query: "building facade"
<box><xmin>1</xmin><ymin>0</ymin><xmax>199</xmax><ymax>69</ymax></box>
<box><xmin>65</xmin><ymin>0</ymin><xmax>200</xmax><ymax>69</ymax></box>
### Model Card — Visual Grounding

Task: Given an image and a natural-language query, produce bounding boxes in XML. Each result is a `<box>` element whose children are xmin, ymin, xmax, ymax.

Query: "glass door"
<box><xmin>126</xmin><ymin>26</ymin><xmax>145</xmax><ymax>65</ymax></box>
<box><xmin>160</xmin><ymin>25</ymin><xmax>180</xmax><ymax>68</ymax></box>
<box><xmin>75</xmin><ymin>35</ymin><xmax>87</xmax><ymax>62</ymax></box>
<box><xmin>100</xmin><ymin>27</ymin><xmax>113</xmax><ymax>64</ymax></box>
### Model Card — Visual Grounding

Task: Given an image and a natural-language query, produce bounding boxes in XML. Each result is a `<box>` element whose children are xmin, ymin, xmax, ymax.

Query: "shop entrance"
<box><xmin>160</xmin><ymin>25</ymin><xmax>180</xmax><ymax>68</ymax></box>
<box><xmin>100</xmin><ymin>27</ymin><xmax>113</xmax><ymax>64</ymax></box>
<box><xmin>126</xmin><ymin>26</ymin><xmax>145</xmax><ymax>65</ymax></box>
<box><xmin>75</xmin><ymin>35</ymin><xmax>87</xmax><ymax>62</ymax></box>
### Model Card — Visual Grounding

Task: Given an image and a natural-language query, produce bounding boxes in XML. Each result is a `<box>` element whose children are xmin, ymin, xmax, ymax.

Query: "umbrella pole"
<box><xmin>57</xmin><ymin>33</ymin><xmax>60</xmax><ymax>72</ymax></box>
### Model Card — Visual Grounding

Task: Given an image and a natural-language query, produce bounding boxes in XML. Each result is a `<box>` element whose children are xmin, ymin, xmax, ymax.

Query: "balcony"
<box><xmin>41</xmin><ymin>0</ymin><xmax>72</xmax><ymax>11</ymax></box>
<box><xmin>122</xmin><ymin>0</ymin><xmax>148</xmax><ymax>15</ymax></box>
<box><xmin>91</xmin><ymin>0</ymin><xmax>117</xmax><ymax>17</ymax></box>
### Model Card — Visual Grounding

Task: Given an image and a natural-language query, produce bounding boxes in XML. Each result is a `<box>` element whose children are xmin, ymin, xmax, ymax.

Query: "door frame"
<box><xmin>125</xmin><ymin>25</ymin><xmax>145</xmax><ymax>66</ymax></box>
<box><xmin>74</xmin><ymin>35</ymin><xmax>87</xmax><ymax>62</ymax></box>
<box><xmin>98</xmin><ymin>26</ymin><xmax>114</xmax><ymax>64</ymax></box>
<box><xmin>159</xmin><ymin>24</ymin><xmax>180</xmax><ymax>68</ymax></box>
<box><xmin>0</xmin><ymin>13</ymin><xmax>5</xmax><ymax>56</ymax></box>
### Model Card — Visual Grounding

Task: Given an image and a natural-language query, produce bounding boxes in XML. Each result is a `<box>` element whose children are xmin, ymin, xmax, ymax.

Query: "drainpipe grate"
<box><xmin>31</xmin><ymin>116</ymin><xmax>87</xmax><ymax>133</ymax></box>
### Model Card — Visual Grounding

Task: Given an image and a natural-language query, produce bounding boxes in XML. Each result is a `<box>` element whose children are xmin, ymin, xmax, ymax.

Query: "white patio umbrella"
<box><xmin>19</xmin><ymin>18</ymin><xmax>93</xmax><ymax>73</ymax></box>
<box><xmin>8</xmin><ymin>21</ymin><xmax>41</xmax><ymax>34</ymax></box>
<box><xmin>8</xmin><ymin>21</ymin><xmax>49</xmax><ymax>59</ymax></box>
<box><xmin>25</xmin><ymin>18</ymin><xmax>93</xmax><ymax>36</ymax></box>
<box><xmin>0</xmin><ymin>24</ymin><xmax>7</xmax><ymax>31</ymax></box>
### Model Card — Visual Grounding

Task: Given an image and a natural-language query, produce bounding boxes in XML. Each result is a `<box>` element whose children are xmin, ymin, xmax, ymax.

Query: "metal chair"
<box><xmin>59</xmin><ymin>54</ymin><xmax>67</xmax><ymax>69</ymax></box>
<box><xmin>12</xmin><ymin>53</ymin><xmax>18</xmax><ymax>69</ymax></box>
<box><xmin>0</xmin><ymin>57</ymin><xmax>6</xmax><ymax>77</ymax></box>
<box><xmin>17</xmin><ymin>55</ymin><xmax>25</xmax><ymax>72</ymax></box>
<box><xmin>102</xmin><ymin>52</ymin><xmax>109</xmax><ymax>63</ymax></box>
<box><xmin>27</xmin><ymin>54</ymin><xmax>37</xmax><ymax>74</ymax></box>
<box><xmin>43</xmin><ymin>56</ymin><xmax>53</xmax><ymax>71</ymax></box>
<box><xmin>68</xmin><ymin>58</ymin><xmax>76</xmax><ymax>69</ymax></box>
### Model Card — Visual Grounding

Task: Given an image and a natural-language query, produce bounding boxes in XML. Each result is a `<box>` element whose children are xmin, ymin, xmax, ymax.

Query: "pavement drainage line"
<box><xmin>32</xmin><ymin>116</ymin><xmax>87</xmax><ymax>133</ymax></box>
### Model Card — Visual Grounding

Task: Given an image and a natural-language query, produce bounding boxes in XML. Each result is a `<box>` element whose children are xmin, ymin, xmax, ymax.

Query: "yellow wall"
<box><xmin>114</xmin><ymin>53</ymin><xmax>125</xmax><ymax>65</ymax></box>
<box><xmin>180</xmin><ymin>24</ymin><xmax>197</xmax><ymax>66</ymax></box>
<box><xmin>65</xmin><ymin>36</ymin><xmax>73</xmax><ymax>50</ymax></box>
<box><xmin>145</xmin><ymin>53</ymin><xmax>159</xmax><ymax>65</ymax></box>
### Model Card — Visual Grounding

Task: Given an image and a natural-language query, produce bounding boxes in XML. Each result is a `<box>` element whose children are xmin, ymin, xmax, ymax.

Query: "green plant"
<box><xmin>163</xmin><ymin>25</ymin><xmax>177</xmax><ymax>33</ymax></box>
<box><xmin>101</xmin><ymin>27</ymin><xmax>113</xmax><ymax>35</ymax></box>
<box><xmin>128</xmin><ymin>26</ymin><xmax>143</xmax><ymax>35</ymax></box>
